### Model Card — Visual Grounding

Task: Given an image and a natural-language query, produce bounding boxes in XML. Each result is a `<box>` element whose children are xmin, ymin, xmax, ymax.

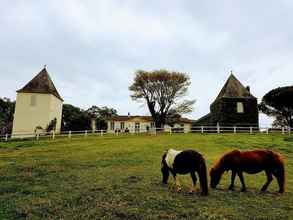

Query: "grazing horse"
<box><xmin>161</xmin><ymin>149</ymin><xmax>208</xmax><ymax>196</ymax></box>
<box><xmin>210</xmin><ymin>149</ymin><xmax>285</xmax><ymax>193</ymax></box>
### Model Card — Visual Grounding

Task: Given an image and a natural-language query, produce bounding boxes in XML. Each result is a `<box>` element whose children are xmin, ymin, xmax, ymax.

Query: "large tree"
<box><xmin>129</xmin><ymin>70</ymin><xmax>195</xmax><ymax>127</ymax></box>
<box><xmin>0</xmin><ymin>97</ymin><xmax>15</xmax><ymax>135</ymax></box>
<box><xmin>259</xmin><ymin>86</ymin><xmax>293</xmax><ymax>127</ymax></box>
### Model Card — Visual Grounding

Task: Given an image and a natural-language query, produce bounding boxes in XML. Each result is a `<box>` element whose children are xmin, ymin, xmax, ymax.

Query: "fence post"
<box><xmin>266</xmin><ymin>128</ymin><xmax>269</xmax><ymax>135</ymax></box>
<box><xmin>234</xmin><ymin>126</ymin><xmax>236</xmax><ymax>134</ymax></box>
<box><xmin>169</xmin><ymin>127</ymin><xmax>172</xmax><ymax>135</ymax></box>
<box><xmin>85</xmin><ymin>130</ymin><xmax>88</xmax><ymax>137</ymax></box>
<box><xmin>100</xmin><ymin>130</ymin><xmax>103</xmax><ymax>136</ymax></box>
<box><xmin>5</xmin><ymin>134</ymin><xmax>8</xmax><ymax>141</ymax></box>
<box><xmin>250</xmin><ymin>127</ymin><xmax>252</xmax><ymax>134</ymax></box>
<box><xmin>52</xmin><ymin>131</ymin><xmax>55</xmax><ymax>140</ymax></box>
<box><xmin>36</xmin><ymin>133</ymin><xmax>39</xmax><ymax>141</ymax></box>
<box><xmin>282</xmin><ymin>127</ymin><xmax>285</xmax><ymax>135</ymax></box>
<box><xmin>201</xmin><ymin>126</ymin><xmax>204</xmax><ymax>134</ymax></box>
<box><xmin>289</xmin><ymin>127</ymin><xmax>291</xmax><ymax>136</ymax></box>
<box><xmin>217</xmin><ymin>124</ymin><xmax>220</xmax><ymax>134</ymax></box>
<box><xmin>68</xmin><ymin>131</ymin><xmax>71</xmax><ymax>139</ymax></box>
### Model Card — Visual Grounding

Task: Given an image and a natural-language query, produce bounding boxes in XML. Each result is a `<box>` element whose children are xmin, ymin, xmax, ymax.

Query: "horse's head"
<box><xmin>209</xmin><ymin>167</ymin><xmax>222</xmax><ymax>188</ymax></box>
<box><xmin>161</xmin><ymin>151</ymin><xmax>169</xmax><ymax>184</ymax></box>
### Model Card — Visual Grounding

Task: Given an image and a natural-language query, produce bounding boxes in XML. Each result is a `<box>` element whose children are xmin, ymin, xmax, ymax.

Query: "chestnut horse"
<box><xmin>161</xmin><ymin>149</ymin><xmax>208</xmax><ymax>196</ymax></box>
<box><xmin>210</xmin><ymin>149</ymin><xmax>285</xmax><ymax>193</ymax></box>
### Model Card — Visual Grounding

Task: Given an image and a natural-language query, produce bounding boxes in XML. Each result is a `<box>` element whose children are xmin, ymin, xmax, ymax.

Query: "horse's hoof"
<box><xmin>188</xmin><ymin>190</ymin><xmax>194</xmax><ymax>194</ymax></box>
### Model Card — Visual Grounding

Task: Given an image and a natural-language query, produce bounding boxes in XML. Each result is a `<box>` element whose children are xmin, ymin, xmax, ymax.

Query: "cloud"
<box><xmin>1</xmin><ymin>1</ymin><xmax>293</xmax><ymax>127</ymax></box>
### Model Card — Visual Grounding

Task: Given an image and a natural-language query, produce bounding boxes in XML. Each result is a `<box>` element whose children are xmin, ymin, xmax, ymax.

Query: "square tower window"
<box><xmin>30</xmin><ymin>95</ymin><xmax>37</xmax><ymax>107</ymax></box>
<box><xmin>237</xmin><ymin>102</ymin><xmax>244</xmax><ymax>113</ymax></box>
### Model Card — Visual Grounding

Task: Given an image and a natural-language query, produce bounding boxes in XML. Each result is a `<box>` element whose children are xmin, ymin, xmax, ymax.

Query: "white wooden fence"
<box><xmin>0</xmin><ymin>125</ymin><xmax>292</xmax><ymax>142</ymax></box>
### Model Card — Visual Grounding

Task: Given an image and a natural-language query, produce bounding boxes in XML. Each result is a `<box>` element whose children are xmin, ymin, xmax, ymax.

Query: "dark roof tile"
<box><xmin>17</xmin><ymin>67</ymin><xmax>63</xmax><ymax>101</ymax></box>
<box><xmin>215</xmin><ymin>74</ymin><xmax>255</xmax><ymax>100</ymax></box>
<box><xmin>109</xmin><ymin>115</ymin><xmax>194</xmax><ymax>124</ymax></box>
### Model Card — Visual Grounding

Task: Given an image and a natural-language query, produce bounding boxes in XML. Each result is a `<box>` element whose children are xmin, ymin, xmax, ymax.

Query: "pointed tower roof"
<box><xmin>17</xmin><ymin>67</ymin><xmax>63</xmax><ymax>101</ymax></box>
<box><xmin>215</xmin><ymin>73</ymin><xmax>255</xmax><ymax>100</ymax></box>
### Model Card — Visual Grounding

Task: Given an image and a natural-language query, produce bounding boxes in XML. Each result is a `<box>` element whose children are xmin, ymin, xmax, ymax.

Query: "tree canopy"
<box><xmin>0</xmin><ymin>97</ymin><xmax>15</xmax><ymax>135</ymax></box>
<box><xmin>61</xmin><ymin>104</ymin><xmax>92</xmax><ymax>131</ymax></box>
<box><xmin>86</xmin><ymin>106</ymin><xmax>118</xmax><ymax>130</ymax></box>
<box><xmin>61</xmin><ymin>104</ymin><xmax>118</xmax><ymax>131</ymax></box>
<box><xmin>259</xmin><ymin>86</ymin><xmax>293</xmax><ymax>127</ymax></box>
<box><xmin>129</xmin><ymin>70</ymin><xmax>195</xmax><ymax>127</ymax></box>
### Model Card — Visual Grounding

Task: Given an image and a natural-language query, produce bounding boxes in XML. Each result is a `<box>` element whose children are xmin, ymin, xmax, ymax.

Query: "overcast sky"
<box><xmin>1</xmin><ymin>1</ymin><xmax>293</xmax><ymax>126</ymax></box>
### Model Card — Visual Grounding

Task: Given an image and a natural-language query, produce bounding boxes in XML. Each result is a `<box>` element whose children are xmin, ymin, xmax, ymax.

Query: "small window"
<box><xmin>110</xmin><ymin>121</ymin><xmax>115</xmax><ymax>130</ymax></box>
<box><xmin>30</xmin><ymin>95</ymin><xmax>37</xmax><ymax>107</ymax></box>
<box><xmin>135</xmin><ymin>122</ymin><xmax>140</xmax><ymax>132</ymax></box>
<box><xmin>120</xmin><ymin>122</ymin><xmax>125</xmax><ymax>130</ymax></box>
<box><xmin>237</xmin><ymin>102</ymin><xmax>244</xmax><ymax>113</ymax></box>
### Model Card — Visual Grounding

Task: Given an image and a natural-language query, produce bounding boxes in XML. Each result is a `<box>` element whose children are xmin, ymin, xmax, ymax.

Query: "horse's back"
<box><xmin>241</xmin><ymin>150</ymin><xmax>282</xmax><ymax>163</ymax></box>
<box><xmin>238</xmin><ymin>150</ymin><xmax>284</xmax><ymax>173</ymax></box>
<box><xmin>173</xmin><ymin>150</ymin><xmax>204</xmax><ymax>174</ymax></box>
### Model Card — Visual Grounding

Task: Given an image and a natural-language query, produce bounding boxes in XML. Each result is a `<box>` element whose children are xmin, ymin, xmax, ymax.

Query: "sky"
<box><xmin>1</xmin><ymin>1</ymin><xmax>293</xmax><ymax>127</ymax></box>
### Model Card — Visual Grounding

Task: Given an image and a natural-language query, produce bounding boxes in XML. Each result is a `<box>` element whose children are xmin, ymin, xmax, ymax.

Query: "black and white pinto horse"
<box><xmin>161</xmin><ymin>149</ymin><xmax>208</xmax><ymax>196</ymax></box>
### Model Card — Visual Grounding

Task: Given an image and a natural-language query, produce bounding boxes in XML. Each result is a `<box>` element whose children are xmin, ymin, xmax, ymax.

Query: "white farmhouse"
<box><xmin>107</xmin><ymin>115</ymin><xmax>193</xmax><ymax>133</ymax></box>
<box><xmin>12</xmin><ymin>67</ymin><xmax>63</xmax><ymax>137</ymax></box>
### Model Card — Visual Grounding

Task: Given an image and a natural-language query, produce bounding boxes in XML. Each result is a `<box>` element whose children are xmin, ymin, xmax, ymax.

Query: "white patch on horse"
<box><xmin>165</xmin><ymin>149</ymin><xmax>182</xmax><ymax>169</ymax></box>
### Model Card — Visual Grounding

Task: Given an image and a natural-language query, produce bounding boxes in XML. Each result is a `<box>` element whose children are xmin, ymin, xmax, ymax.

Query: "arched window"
<box><xmin>237</xmin><ymin>102</ymin><xmax>244</xmax><ymax>113</ymax></box>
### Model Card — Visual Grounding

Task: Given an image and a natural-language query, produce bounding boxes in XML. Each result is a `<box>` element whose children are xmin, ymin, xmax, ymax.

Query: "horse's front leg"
<box><xmin>261</xmin><ymin>170</ymin><xmax>273</xmax><ymax>192</ymax></box>
<box><xmin>173</xmin><ymin>174</ymin><xmax>182</xmax><ymax>192</ymax></box>
<box><xmin>238</xmin><ymin>172</ymin><xmax>246</xmax><ymax>192</ymax></box>
<box><xmin>189</xmin><ymin>172</ymin><xmax>197</xmax><ymax>193</ymax></box>
<box><xmin>228</xmin><ymin>170</ymin><xmax>236</xmax><ymax>191</ymax></box>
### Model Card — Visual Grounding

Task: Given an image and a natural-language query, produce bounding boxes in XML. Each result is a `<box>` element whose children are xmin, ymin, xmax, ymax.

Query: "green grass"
<box><xmin>0</xmin><ymin>134</ymin><xmax>293</xmax><ymax>219</ymax></box>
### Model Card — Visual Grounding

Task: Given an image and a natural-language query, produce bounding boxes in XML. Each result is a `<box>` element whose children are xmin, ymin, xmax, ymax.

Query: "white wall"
<box><xmin>12</xmin><ymin>92</ymin><xmax>63</xmax><ymax>137</ymax></box>
<box><xmin>107</xmin><ymin>120</ymin><xmax>192</xmax><ymax>133</ymax></box>
<box><xmin>107</xmin><ymin>121</ymin><xmax>153</xmax><ymax>133</ymax></box>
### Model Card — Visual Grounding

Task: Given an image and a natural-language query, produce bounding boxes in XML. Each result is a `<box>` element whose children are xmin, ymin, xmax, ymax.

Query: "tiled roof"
<box><xmin>215</xmin><ymin>74</ymin><xmax>255</xmax><ymax>100</ymax></box>
<box><xmin>17</xmin><ymin>67</ymin><xmax>63</xmax><ymax>101</ymax></box>
<box><xmin>110</xmin><ymin>115</ymin><xmax>153</xmax><ymax>122</ymax></box>
<box><xmin>109</xmin><ymin>115</ymin><xmax>194</xmax><ymax>124</ymax></box>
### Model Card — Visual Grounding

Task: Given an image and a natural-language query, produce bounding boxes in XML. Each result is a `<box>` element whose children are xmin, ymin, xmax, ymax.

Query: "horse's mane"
<box><xmin>212</xmin><ymin>149</ymin><xmax>241</xmax><ymax>171</ymax></box>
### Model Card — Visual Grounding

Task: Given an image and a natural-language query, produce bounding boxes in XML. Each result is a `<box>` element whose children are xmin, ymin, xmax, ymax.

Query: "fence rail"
<box><xmin>0</xmin><ymin>125</ymin><xmax>292</xmax><ymax>142</ymax></box>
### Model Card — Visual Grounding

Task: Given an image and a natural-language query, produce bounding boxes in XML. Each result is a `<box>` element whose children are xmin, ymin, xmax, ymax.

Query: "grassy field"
<box><xmin>0</xmin><ymin>134</ymin><xmax>293</xmax><ymax>220</ymax></box>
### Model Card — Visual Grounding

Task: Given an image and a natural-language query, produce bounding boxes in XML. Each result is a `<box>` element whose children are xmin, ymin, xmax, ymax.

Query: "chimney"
<box><xmin>246</xmin><ymin>86</ymin><xmax>250</xmax><ymax>92</ymax></box>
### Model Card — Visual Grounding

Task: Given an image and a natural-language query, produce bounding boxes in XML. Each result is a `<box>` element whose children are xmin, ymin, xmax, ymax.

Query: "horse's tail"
<box><xmin>198</xmin><ymin>156</ymin><xmax>209</xmax><ymax>196</ymax></box>
<box><xmin>271</xmin><ymin>151</ymin><xmax>286</xmax><ymax>193</ymax></box>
